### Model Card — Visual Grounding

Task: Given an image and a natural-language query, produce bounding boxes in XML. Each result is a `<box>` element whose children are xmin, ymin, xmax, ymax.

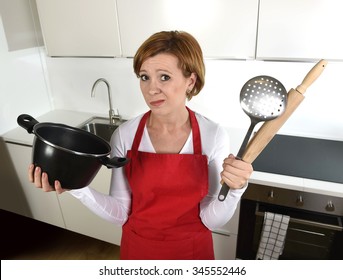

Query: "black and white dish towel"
<box><xmin>256</xmin><ymin>212</ymin><xmax>290</xmax><ymax>260</ymax></box>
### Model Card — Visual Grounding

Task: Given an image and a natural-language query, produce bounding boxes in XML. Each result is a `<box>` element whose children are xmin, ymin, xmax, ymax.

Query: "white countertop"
<box><xmin>2</xmin><ymin>110</ymin><xmax>343</xmax><ymax>198</ymax></box>
<box><xmin>250</xmin><ymin>171</ymin><xmax>343</xmax><ymax>198</ymax></box>
<box><xmin>2</xmin><ymin>110</ymin><xmax>95</xmax><ymax>146</ymax></box>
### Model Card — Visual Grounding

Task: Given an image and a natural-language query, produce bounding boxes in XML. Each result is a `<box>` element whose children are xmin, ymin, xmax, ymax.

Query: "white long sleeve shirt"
<box><xmin>70</xmin><ymin>111</ymin><xmax>246</xmax><ymax>230</ymax></box>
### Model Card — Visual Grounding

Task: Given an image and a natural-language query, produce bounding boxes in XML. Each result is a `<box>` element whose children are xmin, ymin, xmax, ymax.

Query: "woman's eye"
<box><xmin>139</xmin><ymin>74</ymin><xmax>149</xmax><ymax>81</ymax></box>
<box><xmin>161</xmin><ymin>75</ymin><xmax>170</xmax><ymax>81</ymax></box>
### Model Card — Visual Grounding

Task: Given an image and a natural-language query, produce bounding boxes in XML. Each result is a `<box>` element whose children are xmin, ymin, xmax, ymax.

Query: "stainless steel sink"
<box><xmin>78</xmin><ymin>116</ymin><xmax>124</xmax><ymax>143</ymax></box>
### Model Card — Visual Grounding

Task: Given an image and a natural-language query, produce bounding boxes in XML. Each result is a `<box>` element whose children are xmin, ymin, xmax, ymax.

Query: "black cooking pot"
<box><xmin>17</xmin><ymin>114</ymin><xmax>129</xmax><ymax>189</ymax></box>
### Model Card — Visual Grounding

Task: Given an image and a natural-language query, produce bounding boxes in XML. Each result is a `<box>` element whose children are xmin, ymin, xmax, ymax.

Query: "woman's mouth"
<box><xmin>150</xmin><ymin>100</ymin><xmax>165</xmax><ymax>107</ymax></box>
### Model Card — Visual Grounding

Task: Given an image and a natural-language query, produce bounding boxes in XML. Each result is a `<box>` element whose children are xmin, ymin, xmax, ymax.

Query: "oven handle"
<box><xmin>255</xmin><ymin>204</ymin><xmax>343</xmax><ymax>232</ymax></box>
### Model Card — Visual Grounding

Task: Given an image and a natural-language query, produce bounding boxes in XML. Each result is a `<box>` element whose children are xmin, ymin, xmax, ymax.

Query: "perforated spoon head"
<box><xmin>240</xmin><ymin>75</ymin><xmax>287</xmax><ymax>122</ymax></box>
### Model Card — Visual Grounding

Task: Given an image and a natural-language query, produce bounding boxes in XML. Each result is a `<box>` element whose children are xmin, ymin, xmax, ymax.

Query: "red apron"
<box><xmin>121</xmin><ymin>107</ymin><xmax>214</xmax><ymax>260</ymax></box>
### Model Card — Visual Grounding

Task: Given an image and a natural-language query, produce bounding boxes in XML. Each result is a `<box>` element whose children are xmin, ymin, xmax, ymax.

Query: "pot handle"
<box><xmin>100</xmin><ymin>156</ymin><xmax>130</xmax><ymax>168</ymax></box>
<box><xmin>17</xmin><ymin>114</ymin><xmax>39</xmax><ymax>134</ymax></box>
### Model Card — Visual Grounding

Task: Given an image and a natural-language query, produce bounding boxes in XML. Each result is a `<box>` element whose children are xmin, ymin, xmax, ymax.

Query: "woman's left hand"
<box><xmin>221</xmin><ymin>154</ymin><xmax>253</xmax><ymax>189</ymax></box>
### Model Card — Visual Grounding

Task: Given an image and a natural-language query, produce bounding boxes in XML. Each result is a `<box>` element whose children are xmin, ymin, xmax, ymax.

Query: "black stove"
<box><xmin>253</xmin><ymin>134</ymin><xmax>343</xmax><ymax>184</ymax></box>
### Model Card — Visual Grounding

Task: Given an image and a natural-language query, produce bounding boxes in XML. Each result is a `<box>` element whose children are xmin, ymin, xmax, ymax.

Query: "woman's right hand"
<box><xmin>28</xmin><ymin>164</ymin><xmax>66</xmax><ymax>194</ymax></box>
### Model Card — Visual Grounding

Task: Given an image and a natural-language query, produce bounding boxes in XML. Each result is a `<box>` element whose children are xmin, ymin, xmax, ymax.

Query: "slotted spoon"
<box><xmin>218</xmin><ymin>75</ymin><xmax>287</xmax><ymax>201</ymax></box>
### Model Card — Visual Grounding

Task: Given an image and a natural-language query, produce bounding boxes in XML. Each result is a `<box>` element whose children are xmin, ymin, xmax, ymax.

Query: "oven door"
<box><xmin>237</xmin><ymin>199</ymin><xmax>343</xmax><ymax>260</ymax></box>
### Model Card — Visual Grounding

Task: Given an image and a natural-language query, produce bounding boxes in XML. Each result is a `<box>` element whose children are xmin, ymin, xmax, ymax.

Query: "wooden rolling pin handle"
<box><xmin>296</xmin><ymin>59</ymin><xmax>328</xmax><ymax>94</ymax></box>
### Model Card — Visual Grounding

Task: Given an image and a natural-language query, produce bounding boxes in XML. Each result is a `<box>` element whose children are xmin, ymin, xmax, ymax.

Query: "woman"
<box><xmin>29</xmin><ymin>31</ymin><xmax>253</xmax><ymax>260</ymax></box>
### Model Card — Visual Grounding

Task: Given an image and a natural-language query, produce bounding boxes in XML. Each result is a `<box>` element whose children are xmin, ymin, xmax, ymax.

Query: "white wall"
<box><xmin>45</xmin><ymin>55</ymin><xmax>343</xmax><ymax>144</ymax></box>
<box><xmin>0</xmin><ymin>33</ymin><xmax>52</xmax><ymax>135</ymax></box>
<box><xmin>45</xmin><ymin>56</ymin><xmax>146</xmax><ymax>120</ymax></box>
<box><xmin>0</xmin><ymin>2</ymin><xmax>52</xmax><ymax>135</ymax></box>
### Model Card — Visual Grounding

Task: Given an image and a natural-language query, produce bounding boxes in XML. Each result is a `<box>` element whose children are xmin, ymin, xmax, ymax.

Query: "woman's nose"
<box><xmin>148</xmin><ymin>79</ymin><xmax>161</xmax><ymax>95</ymax></box>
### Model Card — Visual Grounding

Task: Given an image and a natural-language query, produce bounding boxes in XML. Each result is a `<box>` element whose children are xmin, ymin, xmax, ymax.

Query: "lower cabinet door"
<box><xmin>212</xmin><ymin>232</ymin><xmax>237</xmax><ymax>260</ymax></box>
<box><xmin>57</xmin><ymin>167</ymin><xmax>122</xmax><ymax>245</ymax></box>
<box><xmin>4</xmin><ymin>143</ymin><xmax>65</xmax><ymax>228</ymax></box>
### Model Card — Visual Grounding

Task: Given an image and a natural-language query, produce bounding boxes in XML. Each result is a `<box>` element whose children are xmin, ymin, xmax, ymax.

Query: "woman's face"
<box><xmin>138</xmin><ymin>53</ymin><xmax>196</xmax><ymax>115</ymax></box>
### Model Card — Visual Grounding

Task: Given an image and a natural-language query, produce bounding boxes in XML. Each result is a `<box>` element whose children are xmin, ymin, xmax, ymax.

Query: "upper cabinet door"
<box><xmin>257</xmin><ymin>0</ymin><xmax>343</xmax><ymax>61</ymax></box>
<box><xmin>36</xmin><ymin>0</ymin><xmax>121</xmax><ymax>57</ymax></box>
<box><xmin>117</xmin><ymin>0</ymin><xmax>258</xmax><ymax>59</ymax></box>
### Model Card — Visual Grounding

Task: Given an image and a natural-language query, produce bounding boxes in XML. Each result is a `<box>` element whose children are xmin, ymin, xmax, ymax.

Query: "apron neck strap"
<box><xmin>131</xmin><ymin>111</ymin><xmax>150</xmax><ymax>151</ymax></box>
<box><xmin>131</xmin><ymin>107</ymin><xmax>202</xmax><ymax>154</ymax></box>
<box><xmin>187</xmin><ymin>107</ymin><xmax>202</xmax><ymax>154</ymax></box>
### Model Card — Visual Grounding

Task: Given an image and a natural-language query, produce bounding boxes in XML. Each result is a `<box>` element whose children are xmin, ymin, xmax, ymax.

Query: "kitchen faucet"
<box><xmin>91</xmin><ymin>78</ymin><xmax>121</xmax><ymax>125</ymax></box>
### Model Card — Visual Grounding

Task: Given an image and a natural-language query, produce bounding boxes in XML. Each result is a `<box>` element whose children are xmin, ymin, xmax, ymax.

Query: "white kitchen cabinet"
<box><xmin>212</xmin><ymin>202</ymin><xmax>240</xmax><ymax>259</ymax></box>
<box><xmin>57</xmin><ymin>166</ymin><xmax>122</xmax><ymax>245</ymax></box>
<box><xmin>117</xmin><ymin>0</ymin><xmax>258</xmax><ymax>59</ymax></box>
<box><xmin>4</xmin><ymin>143</ymin><xmax>65</xmax><ymax>228</ymax></box>
<box><xmin>0</xmin><ymin>140</ymin><xmax>30</xmax><ymax>216</ymax></box>
<box><xmin>257</xmin><ymin>0</ymin><xmax>343</xmax><ymax>61</ymax></box>
<box><xmin>212</xmin><ymin>232</ymin><xmax>237</xmax><ymax>260</ymax></box>
<box><xmin>35</xmin><ymin>0</ymin><xmax>121</xmax><ymax>57</ymax></box>
<box><xmin>0</xmin><ymin>0</ymin><xmax>44</xmax><ymax>51</ymax></box>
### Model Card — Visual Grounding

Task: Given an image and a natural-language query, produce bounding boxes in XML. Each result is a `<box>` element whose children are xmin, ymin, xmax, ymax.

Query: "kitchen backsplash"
<box><xmin>44</xmin><ymin>54</ymin><xmax>343</xmax><ymax>141</ymax></box>
<box><xmin>1</xmin><ymin>45</ymin><xmax>343</xmax><ymax>142</ymax></box>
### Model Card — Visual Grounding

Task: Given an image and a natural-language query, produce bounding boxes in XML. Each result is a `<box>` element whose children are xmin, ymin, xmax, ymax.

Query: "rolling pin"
<box><xmin>241</xmin><ymin>59</ymin><xmax>328</xmax><ymax>164</ymax></box>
